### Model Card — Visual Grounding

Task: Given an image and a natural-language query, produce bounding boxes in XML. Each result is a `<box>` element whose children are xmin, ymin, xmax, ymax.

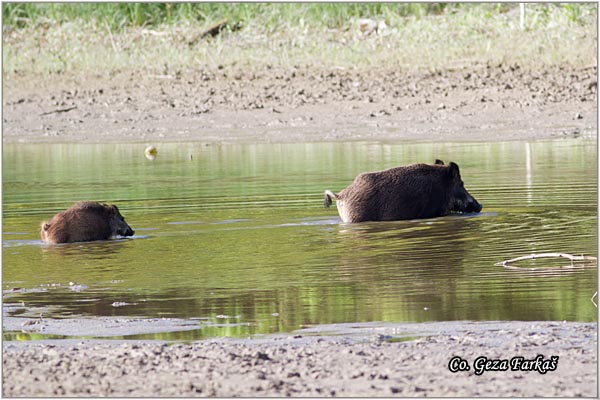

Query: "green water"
<box><xmin>2</xmin><ymin>140</ymin><xmax>597</xmax><ymax>341</ymax></box>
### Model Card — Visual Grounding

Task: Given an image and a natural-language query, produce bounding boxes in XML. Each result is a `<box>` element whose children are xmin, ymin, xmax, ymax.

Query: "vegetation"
<box><xmin>3</xmin><ymin>3</ymin><xmax>517</xmax><ymax>30</ymax></box>
<box><xmin>2</xmin><ymin>3</ymin><xmax>597</xmax><ymax>75</ymax></box>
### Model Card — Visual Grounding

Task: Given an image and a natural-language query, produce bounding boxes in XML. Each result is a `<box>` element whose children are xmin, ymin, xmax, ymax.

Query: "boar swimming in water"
<box><xmin>324</xmin><ymin>159</ymin><xmax>482</xmax><ymax>223</ymax></box>
<box><xmin>40</xmin><ymin>201</ymin><xmax>135</xmax><ymax>244</ymax></box>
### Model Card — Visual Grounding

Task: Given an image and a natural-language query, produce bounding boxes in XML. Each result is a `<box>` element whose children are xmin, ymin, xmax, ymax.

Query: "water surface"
<box><xmin>3</xmin><ymin>140</ymin><xmax>597</xmax><ymax>340</ymax></box>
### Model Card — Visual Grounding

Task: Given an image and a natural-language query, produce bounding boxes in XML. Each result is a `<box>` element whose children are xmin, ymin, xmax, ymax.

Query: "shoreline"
<box><xmin>3</xmin><ymin>320</ymin><xmax>597</xmax><ymax>397</ymax></box>
<box><xmin>3</xmin><ymin>64</ymin><xmax>597</xmax><ymax>145</ymax></box>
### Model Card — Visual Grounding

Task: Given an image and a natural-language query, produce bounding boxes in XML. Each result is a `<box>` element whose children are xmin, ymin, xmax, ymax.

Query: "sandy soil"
<box><xmin>3</xmin><ymin>63</ymin><xmax>597</xmax><ymax>144</ymax></box>
<box><xmin>2</xmin><ymin>321</ymin><xmax>597</xmax><ymax>397</ymax></box>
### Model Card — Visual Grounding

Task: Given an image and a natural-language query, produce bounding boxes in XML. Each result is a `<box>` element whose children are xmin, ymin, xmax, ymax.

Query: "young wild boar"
<box><xmin>40</xmin><ymin>201</ymin><xmax>135</xmax><ymax>244</ymax></box>
<box><xmin>324</xmin><ymin>159</ymin><xmax>482</xmax><ymax>223</ymax></box>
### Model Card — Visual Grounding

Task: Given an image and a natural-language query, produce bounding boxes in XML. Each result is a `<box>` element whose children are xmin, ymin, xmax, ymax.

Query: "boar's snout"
<box><xmin>456</xmin><ymin>190</ymin><xmax>482</xmax><ymax>214</ymax></box>
<box><xmin>451</xmin><ymin>185</ymin><xmax>482</xmax><ymax>215</ymax></box>
<box><xmin>465</xmin><ymin>198</ymin><xmax>482</xmax><ymax>214</ymax></box>
<box><xmin>121</xmin><ymin>226</ymin><xmax>135</xmax><ymax>237</ymax></box>
<box><xmin>111</xmin><ymin>217</ymin><xmax>134</xmax><ymax>237</ymax></box>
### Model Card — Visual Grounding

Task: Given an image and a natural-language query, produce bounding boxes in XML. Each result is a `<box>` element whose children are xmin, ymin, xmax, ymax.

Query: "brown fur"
<box><xmin>40</xmin><ymin>201</ymin><xmax>134</xmax><ymax>244</ymax></box>
<box><xmin>324</xmin><ymin>160</ymin><xmax>482</xmax><ymax>223</ymax></box>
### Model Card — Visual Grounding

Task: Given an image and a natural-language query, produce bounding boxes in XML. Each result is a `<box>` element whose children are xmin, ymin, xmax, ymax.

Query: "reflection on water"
<box><xmin>3</xmin><ymin>140</ymin><xmax>597</xmax><ymax>341</ymax></box>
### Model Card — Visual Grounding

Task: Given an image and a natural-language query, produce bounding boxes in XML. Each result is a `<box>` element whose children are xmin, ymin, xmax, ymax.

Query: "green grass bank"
<box><xmin>2</xmin><ymin>3</ymin><xmax>597</xmax><ymax>76</ymax></box>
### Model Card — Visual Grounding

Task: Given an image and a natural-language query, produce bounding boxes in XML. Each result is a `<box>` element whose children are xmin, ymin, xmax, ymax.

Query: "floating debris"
<box><xmin>496</xmin><ymin>253</ymin><xmax>597</xmax><ymax>270</ymax></box>
<box><xmin>145</xmin><ymin>145</ymin><xmax>158</xmax><ymax>160</ymax></box>
<box><xmin>111</xmin><ymin>302</ymin><xmax>138</xmax><ymax>308</ymax></box>
<box><xmin>69</xmin><ymin>282</ymin><xmax>89</xmax><ymax>292</ymax></box>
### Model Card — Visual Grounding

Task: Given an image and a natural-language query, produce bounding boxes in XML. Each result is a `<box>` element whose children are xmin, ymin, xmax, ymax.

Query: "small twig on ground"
<box><xmin>188</xmin><ymin>18</ymin><xmax>228</xmax><ymax>46</ymax></box>
<box><xmin>104</xmin><ymin>20</ymin><xmax>118</xmax><ymax>53</ymax></box>
<box><xmin>40</xmin><ymin>106</ymin><xmax>77</xmax><ymax>116</ymax></box>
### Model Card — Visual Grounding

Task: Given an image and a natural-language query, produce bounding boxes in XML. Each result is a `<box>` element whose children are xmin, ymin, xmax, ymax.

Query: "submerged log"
<box><xmin>496</xmin><ymin>253</ymin><xmax>597</xmax><ymax>269</ymax></box>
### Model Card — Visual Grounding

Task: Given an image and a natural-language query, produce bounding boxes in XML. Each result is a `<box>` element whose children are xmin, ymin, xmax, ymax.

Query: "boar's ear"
<box><xmin>448</xmin><ymin>162</ymin><xmax>461</xmax><ymax>179</ymax></box>
<box><xmin>109</xmin><ymin>205</ymin><xmax>120</xmax><ymax>215</ymax></box>
<box><xmin>435</xmin><ymin>159</ymin><xmax>445</xmax><ymax>165</ymax></box>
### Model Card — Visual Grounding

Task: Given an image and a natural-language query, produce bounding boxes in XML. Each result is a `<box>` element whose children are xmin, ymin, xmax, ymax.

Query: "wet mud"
<box><xmin>2</xmin><ymin>321</ymin><xmax>596</xmax><ymax>397</ymax></box>
<box><xmin>3</xmin><ymin>63</ymin><xmax>597</xmax><ymax>144</ymax></box>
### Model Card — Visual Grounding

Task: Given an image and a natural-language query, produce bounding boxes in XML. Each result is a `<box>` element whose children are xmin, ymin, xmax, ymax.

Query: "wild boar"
<box><xmin>324</xmin><ymin>159</ymin><xmax>482</xmax><ymax>223</ymax></box>
<box><xmin>40</xmin><ymin>201</ymin><xmax>134</xmax><ymax>244</ymax></box>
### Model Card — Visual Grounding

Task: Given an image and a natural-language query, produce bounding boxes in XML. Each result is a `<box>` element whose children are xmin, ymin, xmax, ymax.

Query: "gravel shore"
<box><xmin>3</xmin><ymin>321</ymin><xmax>597</xmax><ymax>397</ymax></box>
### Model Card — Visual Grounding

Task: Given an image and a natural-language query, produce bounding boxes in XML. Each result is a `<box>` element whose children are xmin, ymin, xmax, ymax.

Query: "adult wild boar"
<box><xmin>40</xmin><ymin>201</ymin><xmax>135</xmax><ymax>244</ymax></box>
<box><xmin>324</xmin><ymin>159</ymin><xmax>482</xmax><ymax>223</ymax></box>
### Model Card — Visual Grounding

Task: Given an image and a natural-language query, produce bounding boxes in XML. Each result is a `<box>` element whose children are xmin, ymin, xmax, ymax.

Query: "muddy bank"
<box><xmin>2</xmin><ymin>321</ymin><xmax>597</xmax><ymax>397</ymax></box>
<box><xmin>3</xmin><ymin>64</ymin><xmax>597</xmax><ymax>144</ymax></box>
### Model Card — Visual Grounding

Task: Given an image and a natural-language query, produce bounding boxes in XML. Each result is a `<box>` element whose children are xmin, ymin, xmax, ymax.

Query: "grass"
<box><xmin>2</xmin><ymin>3</ymin><xmax>479</xmax><ymax>30</ymax></box>
<box><xmin>2</xmin><ymin>3</ymin><xmax>597</xmax><ymax>76</ymax></box>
